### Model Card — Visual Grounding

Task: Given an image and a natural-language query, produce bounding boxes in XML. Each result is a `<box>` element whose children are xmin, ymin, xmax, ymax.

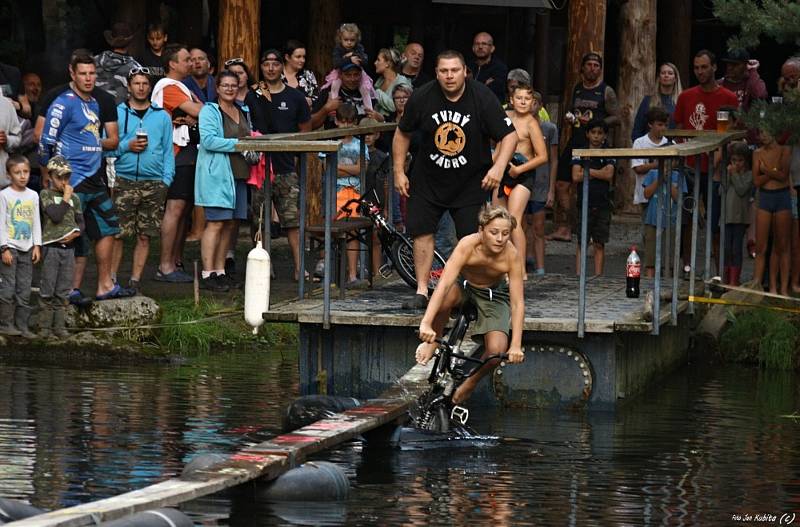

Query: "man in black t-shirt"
<box><xmin>393</xmin><ymin>50</ymin><xmax>517</xmax><ymax>310</ymax></box>
<box><xmin>466</xmin><ymin>32</ymin><xmax>508</xmax><ymax>102</ymax></box>
<box><xmin>247</xmin><ymin>49</ymin><xmax>311</xmax><ymax>280</ymax></box>
<box><xmin>310</xmin><ymin>63</ymin><xmax>380</xmax><ymax>129</ymax></box>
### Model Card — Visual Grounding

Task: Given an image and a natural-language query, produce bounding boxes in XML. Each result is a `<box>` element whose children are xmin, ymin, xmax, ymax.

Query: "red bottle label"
<box><xmin>626</xmin><ymin>263</ymin><xmax>641</xmax><ymax>278</ymax></box>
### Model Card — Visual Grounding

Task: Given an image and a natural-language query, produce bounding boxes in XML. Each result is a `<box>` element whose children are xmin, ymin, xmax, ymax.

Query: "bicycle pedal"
<box><xmin>450</xmin><ymin>405</ymin><xmax>469</xmax><ymax>425</ymax></box>
<box><xmin>378</xmin><ymin>263</ymin><xmax>393</xmax><ymax>279</ymax></box>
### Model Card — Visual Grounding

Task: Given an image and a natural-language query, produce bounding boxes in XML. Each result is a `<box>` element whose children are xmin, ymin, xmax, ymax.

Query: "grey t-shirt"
<box><xmin>532</xmin><ymin>120</ymin><xmax>558</xmax><ymax>202</ymax></box>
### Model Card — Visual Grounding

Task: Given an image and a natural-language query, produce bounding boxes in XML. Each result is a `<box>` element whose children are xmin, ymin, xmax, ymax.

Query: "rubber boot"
<box><xmin>14</xmin><ymin>306</ymin><xmax>36</xmax><ymax>339</ymax></box>
<box><xmin>0</xmin><ymin>302</ymin><xmax>21</xmax><ymax>336</ymax></box>
<box><xmin>729</xmin><ymin>266</ymin><xmax>742</xmax><ymax>287</ymax></box>
<box><xmin>38</xmin><ymin>303</ymin><xmax>53</xmax><ymax>338</ymax></box>
<box><xmin>52</xmin><ymin>306</ymin><xmax>70</xmax><ymax>338</ymax></box>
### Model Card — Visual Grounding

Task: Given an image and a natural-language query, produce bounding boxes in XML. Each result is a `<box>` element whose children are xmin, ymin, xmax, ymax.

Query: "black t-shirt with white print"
<box><xmin>399</xmin><ymin>78</ymin><xmax>514</xmax><ymax>207</ymax></box>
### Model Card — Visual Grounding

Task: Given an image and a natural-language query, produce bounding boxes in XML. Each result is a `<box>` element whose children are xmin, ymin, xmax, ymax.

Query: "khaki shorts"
<box><xmin>271</xmin><ymin>171</ymin><xmax>300</xmax><ymax>228</ymax></box>
<box><xmin>461</xmin><ymin>280</ymin><xmax>511</xmax><ymax>340</ymax></box>
<box><xmin>113</xmin><ymin>178</ymin><xmax>167</xmax><ymax>238</ymax></box>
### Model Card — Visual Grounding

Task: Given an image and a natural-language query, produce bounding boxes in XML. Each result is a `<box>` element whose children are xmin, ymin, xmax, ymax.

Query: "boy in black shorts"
<box><xmin>571</xmin><ymin>120</ymin><xmax>615</xmax><ymax>276</ymax></box>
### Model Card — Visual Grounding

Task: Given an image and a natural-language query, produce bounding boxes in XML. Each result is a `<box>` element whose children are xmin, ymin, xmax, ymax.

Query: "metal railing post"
<box><xmin>689</xmin><ymin>155</ymin><xmax>701</xmax><ymax>314</ymax></box>
<box><xmin>358</xmin><ymin>136</ymin><xmax>367</xmax><ymax>279</ymax></box>
<box><xmin>323</xmin><ymin>151</ymin><xmax>338</xmax><ymax>329</ymax></box>
<box><xmin>577</xmin><ymin>161</ymin><xmax>590</xmax><ymax>338</ymax></box>
<box><xmin>719</xmin><ymin>145</ymin><xmax>728</xmax><ymax>275</ymax></box>
<box><xmin>671</xmin><ymin>161</ymin><xmax>684</xmax><ymax>325</ymax></box>
<box><xmin>298</xmin><ymin>154</ymin><xmax>307</xmax><ymax>299</ymax></box>
<box><xmin>652</xmin><ymin>159</ymin><xmax>665</xmax><ymax>335</ymax></box>
<box><xmin>263</xmin><ymin>154</ymin><xmax>272</xmax><ymax>253</ymax></box>
<box><xmin>664</xmin><ymin>159</ymin><xmax>672</xmax><ymax>280</ymax></box>
<box><xmin>704</xmin><ymin>154</ymin><xmax>715</xmax><ymax>281</ymax></box>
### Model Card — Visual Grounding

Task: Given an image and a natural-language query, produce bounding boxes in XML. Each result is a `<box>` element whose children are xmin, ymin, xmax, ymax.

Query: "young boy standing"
<box><xmin>722</xmin><ymin>142</ymin><xmax>753</xmax><ymax>285</ymax></box>
<box><xmin>0</xmin><ymin>155</ymin><xmax>41</xmax><ymax>337</ymax></box>
<box><xmin>571</xmin><ymin>120</ymin><xmax>615</xmax><ymax>276</ymax></box>
<box><xmin>39</xmin><ymin>156</ymin><xmax>84</xmax><ymax>337</ymax></box>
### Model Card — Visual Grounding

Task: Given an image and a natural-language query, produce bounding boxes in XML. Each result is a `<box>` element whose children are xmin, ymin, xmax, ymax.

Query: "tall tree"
<box><xmin>657</xmin><ymin>0</ymin><xmax>691</xmax><ymax>87</ymax></box>
<box><xmin>307</xmin><ymin>0</ymin><xmax>341</xmax><ymax>82</ymax></box>
<box><xmin>218</xmin><ymin>0</ymin><xmax>260</xmax><ymax>79</ymax></box>
<box><xmin>616</xmin><ymin>0</ymin><xmax>657</xmax><ymax>213</ymax></box>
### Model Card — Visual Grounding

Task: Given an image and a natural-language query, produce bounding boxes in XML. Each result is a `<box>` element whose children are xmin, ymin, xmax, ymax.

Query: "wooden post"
<box><xmin>307</xmin><ymin>0</ymin><xmax>342</xmax><ymax>82</ymax></box>
<box><xmin>218</xmin><ymin>0</ymin><xmax>260</xmax><ymax>79</ymax></box>
<box><xmin>559</xmin><ymin>0</ymin><xmax>607</xmax><ymax>150</ymax></box>
<box><xmin>658</xmin><ymin>0</ymin><xmax>692</xmax><ymax>87</ymax></box>
<box><xmin>533</xmin><ymin>10</ymin><xmax>550</xmax><ymax>97</ymax></box>
<box><xmin>616</xmin><ymin>0</ymin><xmax>657</xmax><ymax>213</ymax></box>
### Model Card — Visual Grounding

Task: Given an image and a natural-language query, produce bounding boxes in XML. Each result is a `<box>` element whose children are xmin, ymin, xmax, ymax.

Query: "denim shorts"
<box><xmin>758</xmin><ymin>187</ymin><xmax>792</xmax><ymax>213</ymax></box>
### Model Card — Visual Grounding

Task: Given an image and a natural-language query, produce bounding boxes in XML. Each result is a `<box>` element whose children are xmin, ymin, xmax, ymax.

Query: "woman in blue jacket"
<box><xmin>196</xmin><ymin>71</ymin><xmax>252</xmax><ymax>292</ymax></box>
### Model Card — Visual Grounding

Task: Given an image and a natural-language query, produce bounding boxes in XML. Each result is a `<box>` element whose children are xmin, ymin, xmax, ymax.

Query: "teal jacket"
<box><xmin>195</xmin><ymin>103</ymin><xmax>240</xmax><ymax>209</ymax></box>
<box><xmin>107</xmin><ymin>102</ymin><xmax>175</xmax><ymax>186</ymax></box>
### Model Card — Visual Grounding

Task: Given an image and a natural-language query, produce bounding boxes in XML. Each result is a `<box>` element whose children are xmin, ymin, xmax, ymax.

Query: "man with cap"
<box><xmin>94</xmin><ymin>22</ymin><xmax>143</xmax><ymax>105</ymax></box>
<box><xmin>719</xmin><ymin>49</ymin><xmax>767</xmax><ymax>112</ymax></box>
<box><xmin>311</xmin><ymin>62</ymin><xmax>381</xmax><ymax>129</ymax></box>
<box><xmin>467</xmin><ymin>32</ymin><xmax>508</xmax><ymax>102</ymax></box>
<box><xmin>246</xmin><ymin>48</ymin><xmax>311</xmax><ymax>281</ymax></box>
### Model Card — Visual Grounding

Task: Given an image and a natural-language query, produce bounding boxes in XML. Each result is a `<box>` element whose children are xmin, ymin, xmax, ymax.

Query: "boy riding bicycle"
<box><xmin>416</xmin><ymin>205</ymin><xmax>525</xmax><ymax>404</ymax></box>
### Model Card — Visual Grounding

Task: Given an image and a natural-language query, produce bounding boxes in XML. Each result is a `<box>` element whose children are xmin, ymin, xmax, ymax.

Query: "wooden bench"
<box><xmin>306</xmin><ymin>218</ymin><xmax>374</xmax><ymax>299</ymax></box>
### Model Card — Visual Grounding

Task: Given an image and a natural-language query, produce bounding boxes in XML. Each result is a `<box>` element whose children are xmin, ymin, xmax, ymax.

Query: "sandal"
<box><xmin>96</xmin><ymin>284</ymin><xmax>135</xmax><ymax>301</ymax></box>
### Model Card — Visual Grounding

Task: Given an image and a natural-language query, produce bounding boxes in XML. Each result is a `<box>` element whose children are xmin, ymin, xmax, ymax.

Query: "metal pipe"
<box><xmin>671</xmin><ymin>162</ymin><xmax>684</xmax><ymax>325</ymax></box>
<box><xmin>704</xmin><ymin>154</ymin><xmax>715</xmax><ymax>281</ymax></box>
<box><xmin>577</xmin><ymin>161</ymin><xmax>590</xmax><ymax>338</ymax></box>
<box><xmin>652</xmin><ymin>159</ymin><xmax>665</xmax><ymax>335</ymax></box>
<box><xmin>664</xmin><ymin>159</ymin><xmax>672</xmax><ymax>280</ymax></box>
<box><xmin>263</xmin><ymin>154</ymin><xmax>272</xmax><ymax>253</ymax></box>
<box><xmin>688</xmin><ymin>155</ymin><xmax>701</xmax><ymax>315</ymax></box>
<box><xmin>719</xmin><ymin>144</ymin><xmax>728</xmax><ymax>275</ymax></box>
<box><xmin>323</xmin><ymin>152</ymin><xmax>338</xmax><ymax>329</ymax></box>
<box><xmin>298</xmin><ymin>154</ymin><xmax>307</xmax><ymax>299</ymax></box>
<box><xmin>358</xmin><ymin>136</ymin><xmax>367</xmax><ymax>279</ymax></box>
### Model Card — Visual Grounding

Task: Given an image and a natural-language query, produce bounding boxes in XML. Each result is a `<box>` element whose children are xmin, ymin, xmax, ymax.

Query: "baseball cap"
<box><xmin>341</xmin><ymin>62</ymin><xmax>363</xmax><ymax>72</ymax></box>
<box><xmin>47</xmin><ymin>156</ymin><xmax>72</xmax><ymax>178</ymax></box>
<box><xmin>722</xmin><ymin>49</ymin><xmax>750</xmax><ymax>63</ymax></box>
<box><xmin>581</xmin><ymin>52</ymin><xmax>603</xmax><ymax>67</ymax></box>
<box><xmin>260</xmin><ymin>49</ymin><xmax>282</xmax><ymax>63</ymax></box>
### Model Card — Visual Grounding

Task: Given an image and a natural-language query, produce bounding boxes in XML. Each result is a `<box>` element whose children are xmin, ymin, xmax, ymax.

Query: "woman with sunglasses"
<box><xmin>195</xmin><ymin>71</ymin><xmax>253</xmax><ymax>292</ymax></box>
<box><xmin>223</xmin><ymin>58</ymin><xmax>252</xmax><ymax>107</ymax></box>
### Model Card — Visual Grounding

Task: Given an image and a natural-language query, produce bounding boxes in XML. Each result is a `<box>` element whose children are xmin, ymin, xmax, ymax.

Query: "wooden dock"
<box><xmin>7</xmin><ymin>365</ymin><xmax>432</xmax><ymax>527</ymax></box>
<box><xmin>265</xmin><ymin>274</ymin><xmax>690</xmax><ymax>333</ymax></box>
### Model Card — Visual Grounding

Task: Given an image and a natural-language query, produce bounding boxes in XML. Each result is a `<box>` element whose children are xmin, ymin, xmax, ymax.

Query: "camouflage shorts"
<box><xmin>260</xmin><ymin>171</ymin><xmax>300</xmax><ymax>228</ymax></box>
<box><xmin>113</xmin><ymin>178</ymin><xmax>168</xmax><ymax>238</ymax></box>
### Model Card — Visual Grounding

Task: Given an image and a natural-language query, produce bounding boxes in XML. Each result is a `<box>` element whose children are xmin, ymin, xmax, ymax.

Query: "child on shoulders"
<box><xmin>323</xmin><ymin>23</ymin><xmax>376</xmax><ymax>112</ymax></box>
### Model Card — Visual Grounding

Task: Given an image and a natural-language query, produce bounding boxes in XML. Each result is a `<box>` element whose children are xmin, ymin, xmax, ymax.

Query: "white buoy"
<box><xmin>244</xmin><ymin>240</ymin><xmax>271</xmax><ymax>334</ymax></box>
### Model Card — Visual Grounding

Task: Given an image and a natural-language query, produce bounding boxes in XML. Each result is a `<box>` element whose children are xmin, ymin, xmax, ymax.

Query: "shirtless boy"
<box><xmin>416</xmin><ymin>205</ymin><xmax>525</xmax><ymax>404</ymax></box>
<box><xmin>492</xmin><ymin>83</ymin><xmax>547</xmax><ymax>280</ymax></box>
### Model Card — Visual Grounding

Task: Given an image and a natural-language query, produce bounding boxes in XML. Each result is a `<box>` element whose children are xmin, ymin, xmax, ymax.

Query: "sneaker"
<box><xmin>220</xmin><ymin>272</ymin><xmax>242</xmax><ymax>290</ymax></box>
<box><xmin>225</xmin><ymin>257</ymin><xmax>236</xmax><ymax>276</ymax></box>
<box><xmin>313</xmin><ymin>260</ymin><xmax>325</xmax><ymax>281</ymax></box>
<box><xmin>345</xmin><ymin>278</ymin><xmax>369</xmax><ymax>289</ymax></box>
<box><xmin>200</xmin><ymin>273</ymin><xmax>229</xmax><ymax>292</ymax></box>
<box><xmin>402</xmin><ymin>294</ymin><xmax>428</xmax><ymax>310</ymax></box>
<box><xmin>154</xmin><ymin>269</ymin><xmax>194</xmax><ymax>283</ymax></box>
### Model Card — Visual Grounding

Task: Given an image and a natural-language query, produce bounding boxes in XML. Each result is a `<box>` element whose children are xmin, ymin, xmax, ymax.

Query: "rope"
<box><xmin>688</xmin><ymin>295</ymin><xmax>800</xmax><ymax>314</ymax></box>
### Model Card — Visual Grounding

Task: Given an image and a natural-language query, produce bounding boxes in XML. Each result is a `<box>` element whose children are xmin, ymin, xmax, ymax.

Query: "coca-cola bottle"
<box><xmin>626</xmin><ymin>246</ymin><xmax>641</xmax><ymax>298</ymax></box>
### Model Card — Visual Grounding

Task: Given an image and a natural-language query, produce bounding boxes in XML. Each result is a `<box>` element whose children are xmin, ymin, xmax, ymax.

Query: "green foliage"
<box><xmin>720</xmin><ymin>309</ymin><xmax>800</xmax><ymax>370</ymax></box>
<box><xmin>155</xmin><ymin>298</ymin><xmax>298</xmax><ymax>354</ymax></box>
<box><xmin>714</xmin><ymin>0</ymin><xmax>800</xmax><ymax>51</ymax></box>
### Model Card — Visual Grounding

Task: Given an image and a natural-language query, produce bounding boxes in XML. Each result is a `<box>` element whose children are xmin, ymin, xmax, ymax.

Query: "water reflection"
<box><xmin>1</xmin><ymin>354</ymin><xmax>799</xmax><ymax>526</ymax></box>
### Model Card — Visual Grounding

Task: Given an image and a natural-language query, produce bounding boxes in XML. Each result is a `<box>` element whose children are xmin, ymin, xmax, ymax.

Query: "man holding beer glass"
<box><xmin>673</xmin><ymin>50</ymin><xmax>739</xmax><ymax>275</ymax></box>
<box><xmin>107</xmin><ymin>67</ymin><xmax>175</xmax><ymax>293</ymax></box>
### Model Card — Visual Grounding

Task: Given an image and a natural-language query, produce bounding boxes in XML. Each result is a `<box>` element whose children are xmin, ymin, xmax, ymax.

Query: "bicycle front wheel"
<box><xmin>391</xmin><ymin>235</ymin><xmax>446</xmax><ymax>295</ymax></box>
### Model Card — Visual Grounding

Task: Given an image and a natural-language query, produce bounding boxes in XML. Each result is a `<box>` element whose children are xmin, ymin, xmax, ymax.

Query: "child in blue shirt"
<box><xmin>641</xmin><ymin>168</ymin><xmax>687</xmax><ymax>278</ymax></box>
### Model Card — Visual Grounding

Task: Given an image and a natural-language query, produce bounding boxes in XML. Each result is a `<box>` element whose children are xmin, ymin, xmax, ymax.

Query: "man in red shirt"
<box><xmin>673</xmin><ymin>49</ymin><xmax>738</xmax><ymax>275</ymax></box>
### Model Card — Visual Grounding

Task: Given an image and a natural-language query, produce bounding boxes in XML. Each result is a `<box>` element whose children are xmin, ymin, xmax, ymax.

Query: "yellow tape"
<box><xmin>688</xmin><ymin>295</ymin><xmax>800</xmax><ymax>314</ymax></box>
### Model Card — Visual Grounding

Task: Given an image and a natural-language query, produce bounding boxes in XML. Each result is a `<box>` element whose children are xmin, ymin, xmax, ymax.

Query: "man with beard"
<box><xmin>467</xmin><ymin>32</ymin><xmax>508</xmax><ymax>102</ymax></box>
<box><xmin>401</xmin><ymin>42</ymin><xmax>432</xmax><ymax>89</ymax></box>
<box><xmin>311</xmin><ymin>63</ymin><xmax>381</xmax><ymax>129</ymax></box>
<box><xmin>183</xmin><ymin>48</ymin><xmax>216</xmax><ymax>104</ymax></box>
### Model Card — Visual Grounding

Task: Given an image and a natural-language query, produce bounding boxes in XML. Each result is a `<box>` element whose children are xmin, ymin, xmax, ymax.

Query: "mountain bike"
<box><xmin>408</xmin><ymin>300</ymin><xmax>508</xmax><ymax>434</ymax></box>
<box><xmin>339</xmin><ymin>189</ymin><xmax>447</xmax><ymax>294</ymax></box>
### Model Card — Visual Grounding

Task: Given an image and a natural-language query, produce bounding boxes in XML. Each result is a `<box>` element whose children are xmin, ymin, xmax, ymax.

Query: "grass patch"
<box><xmin>720</xmin><ymin>309</ymin><xmax>800</xmax><ymax>370</ymax></box>
<box><xmin>154</xmin><ymin>298</ymin><xmax>298</xmax><ymax>353</ymax></box>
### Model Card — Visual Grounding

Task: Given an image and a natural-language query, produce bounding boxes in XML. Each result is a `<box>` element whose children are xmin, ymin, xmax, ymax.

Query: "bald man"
<box><xmin>467</xmin><ymin>31</ymin><xmax>508</xmax><ymax>102</ymax></box>
<box><xmin>401</xmin><ymin>42</ymin><xmax>432</xmax><ymax>89</ymax></box>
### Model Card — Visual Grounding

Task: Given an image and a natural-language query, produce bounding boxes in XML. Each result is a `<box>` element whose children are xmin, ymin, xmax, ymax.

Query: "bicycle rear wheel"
<box><xmin>391</xmin><ymin>235</ymin><xmax>446</xmax><ymax>294</ymax></box>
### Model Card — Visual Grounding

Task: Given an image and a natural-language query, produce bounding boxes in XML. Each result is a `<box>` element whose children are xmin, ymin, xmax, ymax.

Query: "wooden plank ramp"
<box><xmin>8</xmin><ymin>365</ymin><xmax>433</xmax><ymax>527</ymax></box>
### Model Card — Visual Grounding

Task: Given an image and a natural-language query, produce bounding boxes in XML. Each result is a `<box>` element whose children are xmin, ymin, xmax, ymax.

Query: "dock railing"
<box><xmin>572</xmin><ymin>130</ymin><xmax>746</xmax><ymax>337</ymax></box>
<box><xmin>239</xmin><ymin>123</ymin><xmax>397</xmax><ymax>328</ymax></box>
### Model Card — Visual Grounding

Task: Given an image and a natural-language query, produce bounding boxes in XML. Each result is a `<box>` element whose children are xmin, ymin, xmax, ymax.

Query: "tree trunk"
<box><xmin>559</xmin><ymin>0</ymin><xmax>607</xmax><ymax>151</ymax></box>
<box><xmin>307</xmin><ymin>0</ymin><xmax>342</xmax><ymax>83</ymax></box>
<box><xmin>616</xmin><ymin>0</ymin><xmax>657</xmax><ymax>213</ymax></box>
<box><xmin>658</xmin><ymin>0</ymin><xmax>691</xmax><ymax>87</ymax></box>
<box><xmin>533</xmin><ymin>10</ymin><xmax>550</xmax><ymax>97</ymax></box>
<box><xmin>218</xmin><ymin>0</ymin><xmax>260</xmax><ymax>80</ymax></box>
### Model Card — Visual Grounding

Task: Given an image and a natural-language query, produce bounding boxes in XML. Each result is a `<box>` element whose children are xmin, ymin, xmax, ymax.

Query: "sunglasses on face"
<box><xmin>224</xmin><ymin>57</ymin><xmax>245</xmax><ymax>67</ymax></box>
<box><xmin>128</xmin><ymin>66</ymin><xmax>152</xmax><ymax>78</ymax></box>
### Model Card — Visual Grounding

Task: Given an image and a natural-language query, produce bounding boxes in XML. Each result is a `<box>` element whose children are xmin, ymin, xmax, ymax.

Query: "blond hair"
<box><xmin>478</xmin><ymin>204</ymin><xmax>516</xmax><ymax>230</ymax></box>
<box><xmin>336</xmin><ymin>23</ymin><xmax>361</xmax><ymax>45</ymax></box>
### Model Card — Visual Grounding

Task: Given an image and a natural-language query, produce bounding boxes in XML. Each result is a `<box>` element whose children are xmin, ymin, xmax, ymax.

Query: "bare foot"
<box><xmin>415</xmin><ymin>342</ymin><xmax>436</xmax><ymax>365</ymax></box>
